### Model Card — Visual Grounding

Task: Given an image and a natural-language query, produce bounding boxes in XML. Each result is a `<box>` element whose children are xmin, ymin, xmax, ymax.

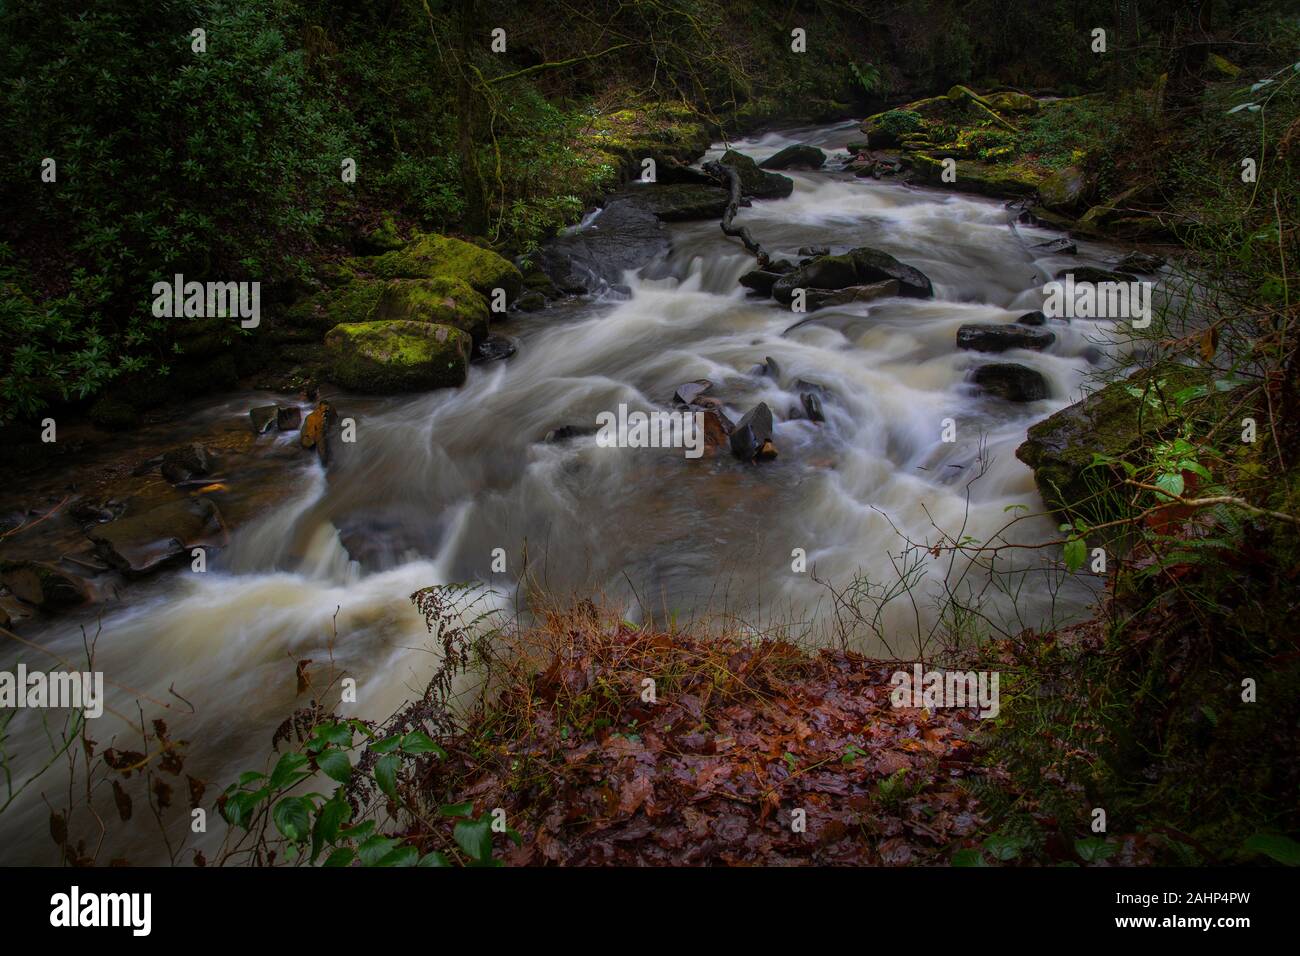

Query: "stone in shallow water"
<box><xmin>673</xmin><ymin>380</ymin><xmax>712</xmax><ymax>406</ymax></box>
<box><xmin>1033</xmin><ymin>237</ymin><xmax>1076</xmax><ymax>255</ymax></box>
<box><xmin>956</xmin><ymin>324</ymin><xmax>1056</xmax><ymax>353</ymax></box>
<box><xmin>473</xmin><ymin>334</ymin><xmax>518</xmax><ymax>364</ymax></box>
<box><xmin>250</xmin><ymin>405</ymin><xmax>277</xmax><ymax>434</ymax></box>
<box><xmin>971</xmin><ymin>363</ymin><xmax>1049</xmax><ymax>403</ymax></box>
<box><xmin>730</xmin><ymin>402</ymin><xmax>775</xmax><ymax>461</ymax></box>
<box><xmin>88</xmin><ymin>497</ymin><xmax>227</xmax><ymax>576</ymax></box>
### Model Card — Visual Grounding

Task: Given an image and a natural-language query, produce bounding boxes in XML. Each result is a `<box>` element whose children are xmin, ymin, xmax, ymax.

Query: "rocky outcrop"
<box><xmin>534</xmin><ymin>199</ymin><xmax>670</xmax><ymax>294</ymax></box>
<box><xmin>324</xmin><ymin>321</ymin><xmax>471</xmax><ymax>393</ymax></box>
<box><xmin>730</xmin><ymin>402</ymin><xmax>775</xmax><ymax>461</ymax></box>
<box><xmin>612</xmin><ymin>183</ymin><xmax>731</xmax><ymax>221</ymax></box>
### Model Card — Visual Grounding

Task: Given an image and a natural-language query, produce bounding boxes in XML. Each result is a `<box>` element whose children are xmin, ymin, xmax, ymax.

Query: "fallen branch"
<box><xmin>703</xmin><ymin>160</ymin><xmax>769</xmax><ymax>266</ymax></box>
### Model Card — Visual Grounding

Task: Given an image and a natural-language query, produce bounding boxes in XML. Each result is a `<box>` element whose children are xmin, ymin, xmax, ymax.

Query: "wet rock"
<box><xmin>739</xmin><ymin>269</ymin><xmax>787</xmax><ymax>296</ymax></box>
<box><xmin>1037</xmin><ymin>165</ymin><xmax>1091</xmax><ymax>211</ymax></box>
<box><xmin>276</xmin><ymin>405</ymin><xmax>302</xmax><ymax>432</ymax></box>
<box><xmin>473</xmin><ymin>334</ymin><xmax>518</xmax><ymax>364</ymax></box>
<box><xmin>161</xmin><ymin>443</ymin><xmax>215</xmax><ymax>483</ymax></box>
<box><xmin>325</xmin><ymin>320</ymin><xmax>472</xmax><ymax>393</ymax></box>
<box><xmin>673</xmin><ymin>380</ymin><xmax>713</xmax><ymax>406</ymax></box>
<box><xmin>801</xmin><ymin>390</ymin><xmax>825</xmax><ymax>423</ymax></box>
<box><xmin>985</xmin><ymin>91</ymin><xmax>1039</xmax><ymax>113</ymax></box>
<box><xmin>956</xmin><ymin>324</ymin><xmax>1056</xmax><ymax>352</ymax></box>
<box><xmin>534</xmin><ymin>199</ymin><xmax>670</xmax><ymax>295</ymax></box>
<box><xmin>250</xmin><ymin>405</ymin><xmax>278</xmax><ymax>434</ymax></box>
<box><xmin>971</xmin><ymin>363</ymin><xmax>1049</xmax><ymax>402</ymax></box>
<box><xmin>1055</xmin><ymin>266</ymin><xmax>1137</xmax><ymax>284</ymax></box>
<box><xmin>0</xmin><ymin>560</ymin><xmax>91</xmax><ymax>610</ymax></box>
<box><xmin>363</xmin><ymin>233</ymin><xmax>523</xmax><ymax>301</ymax></box>
<box><xmin>759</xmin><ymin>144</ymin><xmax>826</xmax><ymax>170</ymax></box>
<box><xmin>87</xmin><ymin>497</ymin><xmax>227</xmax><ymax>577</ymax></box>
<box><xmin>69</xmin><ymin>498</ymin><xmax>121</xmax><ymax>526</ymax></box>
<box><xmin>515</xmin><ymin>291</ymin><xmax>547</xmax><ymax>312</ymax></box>
<box><xmin>1115</xmin><ymin>251</ymin><xmax>1166</xmax><ymax>273</ymax></box>
<box><xmin>729</xmin><ymin>402</ymin><xmax>775</xmax><ymax>461</ymax></box>
<box><xmin>1017</xmin><ymin>310</ymin><xmax>1048</xmax><ymax>326</ymax></box>
<box><xmin>754</xmin><ymin>356</ymin><xmax>782</xmax><ymax>382</ymax></box>
<box><xmin>798</xmin><ymin>245</ymin><xmax>830</xmax><ymax>257</ymax></box>
<box><xmin>1033</xmin><ymin>237</ymin><xmax>1076</xmax><ymax>255</ymax></box>
<box><xmin>301</xmin><ymin>401</ymin><xmax>339</xmax><ymax>464</ymax></box>
<box><xmin>805</xmin><ymin>279</ymin><xmax>901</xmax><ymax>310</ymax></box>
<box><xmin>612</xmin><ymin>183</ymin><xmax>730</xmax><ymax>221</ymax></box>
<box><xmin>772</xmin><ymin>248</ymin><xmax>932</xmax><ymax>304</ymax></box>
<box><xmin>700</xmin><ymin>407</ymin><xmax>734</xmax><ymax>455</ymax></box>
<box><xmin>756</xmin><ymin>439</ymin><xmax>778</xmax><ymax>461</ymax></box>
<box><xmin>719</xmin><ymin>150</ymin><xmax>794</xmax><ymax>199</ymax></box>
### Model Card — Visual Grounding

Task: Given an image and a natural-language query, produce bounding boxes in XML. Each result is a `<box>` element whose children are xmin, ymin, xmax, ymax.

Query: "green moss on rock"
<box><xmin>324</xmin><ymin>320</ymin><xmax>471</xmax><ymax>393</ymax></box>
<box><xmin>282</xmin><ymin>280</ymin><xmax>384</xmax><ymax>332</ymax></box>
<box><xmin>372</xmin><ymin>277</ymin><xmax>490</xmax><ymax>341</ymax></box>
<box><xmin>909</xmin><ymin>151</ymin><xmax>1043</xmax><ymax>197</ymax></box>
<box><xmin>363</xmin><ymin>234</ymin><xmax>522</xmax><ymax>301</ymax></box>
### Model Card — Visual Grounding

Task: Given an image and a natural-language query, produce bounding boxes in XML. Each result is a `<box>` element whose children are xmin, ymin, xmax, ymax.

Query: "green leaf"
<box><xmin>313</xmin><ymin>794</ymin><xmax>351</xmax><ymax>848</ymax></box>
<box><xmin>357</xmin><ymin>834</ymin><xmax>401</xmax><ymax>867</ymax></box>
<box><xmin>272</xmin><ymin>797</ymin><xmax>312</xmax><ymax>843</ymax></box>
<box><xmin>400</xmin><ymin>730</ymin><xmax>446</xmax><ymax>757</ymax></box>
<box><xmin>237</xmin><ymin>771</ymin><xmax>267</xmax><ymax>787</ymax></box>
<box><xmin>377</xmin><ymin>845</ymin><xmax>419</xmax><ymax>867</ymax></box>
<box><xmin>316</xmin><ymin>749</ymin><xmax>352</xmax><ymax>784</ymax></box>
<box><xmin>952</xmin><ymin>848</ymin><xmax>989</xmax><ymax>867</ymax></box>
<box><xmin>1154</xmin><ymin>472</ymin><xmax>1185</xmax><ymax>499</ymax></box>
<box><xmin>322</xmin><ymin>847</ymin><xmax>356</xmax><ymax>867</ymax></box>
<box><xmin>1063</xmin><ymin>536</ymin><xmax>1087</xmax><ymax>572</ymax></box>
<box><xmin>370</xmin><ymin>736</ymin><xmax>403</xmax><ymax>755</ymax></box>
<box><xmin>1075</xmin><ymin>837</ymin><xmax>1116</xmax><ymax>862</ymax></box>
<box><xmin>269</xmin><ymin>752</ymin><xmax>310</xmax><ymax>789</ymax></box>
<box><xmin>983</xmin><ymin>833</ymin><xmax>1028</xmax><ymax>861</ymax></box>
<box><xmin>418</xmin><ymin>851</ymin><xmax>450</xmax><ymax>867</ymax></box>
<box><xmin>1243</xmin><ymin>833</ymin><xmax>1300</xmax><ymax>866</ymax></box>
<box><xmin>454</xmin><ymin>817</ymin><xmax>494</xmax><ymax>863</ymax></box>
<box><xmin>373</xmin><ymin>753</ymin><xmax>400</xmax><ymax>800</ymax></box>
<box><xmin>438</xmin><ymin>801</ymin><xmax>474</xmax><ymax>818</ymax></box>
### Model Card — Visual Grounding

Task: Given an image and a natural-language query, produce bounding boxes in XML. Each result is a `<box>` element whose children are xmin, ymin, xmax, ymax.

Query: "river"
<box><xmin>0</xmin><ymin>120</ymin><xmax>1147</xmax><ymax>863</ymax></box>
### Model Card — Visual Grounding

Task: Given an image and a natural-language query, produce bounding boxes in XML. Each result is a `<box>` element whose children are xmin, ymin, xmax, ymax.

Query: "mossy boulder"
<box><xmin>282</xmin><ymin>280</ymin><xmax>384</xmax><ymax>332</ymax></box>
<box><xmin>986</xmin><ymin>91</ymin><xmax>1039</xmax><ymax>113</ymax></box>
<box><xmin>909</xmin><ymin>152</ymin><xmax>1042</xmax><ymax>198</ymax></box>
<box><xmin>364</xmin><ymin>235</ymin><xmax>523</xmax><ymax>301</ymax></box>
<box><xmin>860</xmin><ymin>108</ymin><xmax>925</xmax><ymax>148</ymax></box>
<box><xmin>719</xmin><ymin>150</ymin><xmax>794</xmax><ymax>199</ymax></box>
<box><xmin>1016</xmin><ymin>365</ymin><xmax>1206</xmax><ymax>522</ymax></box>
<box><xmin>1037</xmin><ymin>165</ymin><xmax>1092</xmax><ymax>212</ymax></box>
<box><xmin>324</xmin><ymin>320</ymin><xmax>471</xmax><ymax>393</ymax></box>
<box><xmin>372</xmin><ymin>277</ymin><xmax>490</xmax><ymax>341</ymax></box>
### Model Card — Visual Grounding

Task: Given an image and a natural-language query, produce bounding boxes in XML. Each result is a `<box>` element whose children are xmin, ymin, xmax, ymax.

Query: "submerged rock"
<box><xmin>719</xmin><ymin>150</ymin><xmax>794</xmax><ymax>199</ymax></box>
<box><xmin>956</xmin><ymin>324</ymin><xmax>1056</xmax><ymax>352</ymax></box>
<box><xmin>804</xmin><ymin>279</ymin><xmax>900</xmax><ymax>310</ymax></box>
<box><xmin>473</xmin><ymin>334</ymin><xmax>518</xmax><ymax>364</ymax></box>
<box><xmin>971</xmin><ymin>363</ymin><xmax>1049</xmax><ymax>402</ymax></box>
<box><xmin>1115</xmin><ymin>251</ymin><xmax>1166</xmax><ymax>273</ymax></box>
<box><xmin>324</xmin><ymin>320</ymin><xmax>471</xmax><ymax>394</ymax></box>
<box><xmin>276</xmin><ymin>405</ymin><xmax>302</xmax><ymax>432</ymax></box>
<box><xmin>88</xmin><ymin>498</ymin><xmax>227</xmax><ymax>576</ymax></box>
<box><xmin>250</xmin><ymin>405</ymin><xmax>277</xmax><ymax>434</ymax></box>
<box><xmin>1055</xmin><ymin>266</ymin><xmax>1137</xmax><ymax>284</ymax></box>
<box><xmin>161</xmin><ymin>443</ymin><xmax>215</xmax><ymax>484</ymax></box>
<box><xmin>673</xmin><ymin>380</ymin><xmax>712</xmax><ymax>406</ymax></box>
<box><xmin>730</xmin><ymin>402</ymin><xmax>775</xmax><ymax>461</ymax></box>
<box><xmin>759</xmin><ymin>144</ymin><xmax>826</xmax><ymax>170</ymax></box>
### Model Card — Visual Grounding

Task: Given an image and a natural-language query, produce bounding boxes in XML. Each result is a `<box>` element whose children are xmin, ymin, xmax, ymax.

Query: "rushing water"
<box><xmin>1</xmin><ymin>121</ymin><xmax>1150</xmax><ymax>862</ymax></box>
